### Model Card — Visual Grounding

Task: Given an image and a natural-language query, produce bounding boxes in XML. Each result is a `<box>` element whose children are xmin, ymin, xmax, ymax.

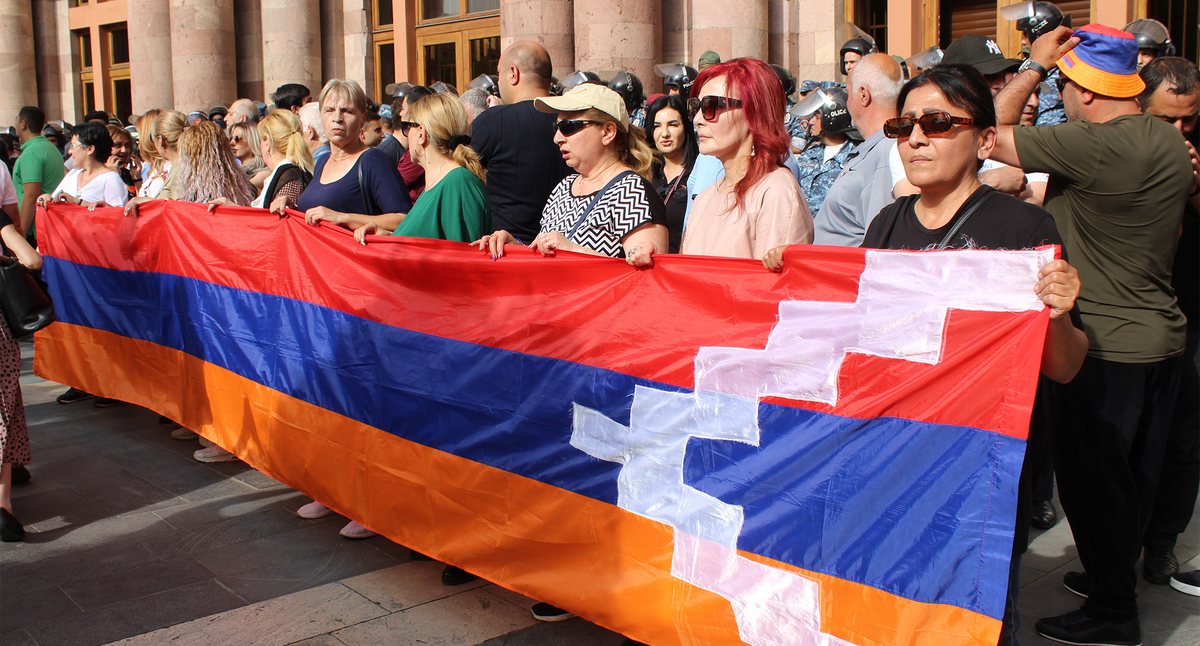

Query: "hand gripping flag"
<box><xmin>33</xmin><ymin>202</ymin><xmax>1051</xmax><ymax>646</ymax></box>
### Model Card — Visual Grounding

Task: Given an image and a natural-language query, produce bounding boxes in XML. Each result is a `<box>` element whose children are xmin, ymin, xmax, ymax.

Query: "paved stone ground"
<box><xmin>1</xmin><ymin>339</ymin><xmax>1197</xmax><ymax>646</ymax></box>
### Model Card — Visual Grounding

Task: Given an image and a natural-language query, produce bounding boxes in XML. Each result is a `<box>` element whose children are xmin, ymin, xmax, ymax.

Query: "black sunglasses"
<box><xmin>399</xmin><ymin>121</ymin><xmax>420</xmax><ymax>136</ymax></box>
<box><xmin>883</xmin><ymin>111</ymin><xmax>975</xmax><ymax>139</ymax></box>
<box><xmin>687</xmin><ymin>95</ymin><xmax>744</xmax><ymax>121</ymax></box>
<box><xmin>554</xmin><ymin>119</ymin><xmax>602</xmax><ymax>137</ymax></box>
<box><xmin>230</xmin><ymin>135</ymin><xmax>243</xmax><ymax>143</ymax></box>
<box><xmin>1055</xmin><ymin>75</ymin><xmax>1070</xmax><ymax>94</ymax></box>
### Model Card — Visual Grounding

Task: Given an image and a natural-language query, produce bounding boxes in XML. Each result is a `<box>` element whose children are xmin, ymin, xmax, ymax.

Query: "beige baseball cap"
<box><xmin>535</xmin><ymin>83</ymin><xmax>630</xmax><ymax>130</ymax></box>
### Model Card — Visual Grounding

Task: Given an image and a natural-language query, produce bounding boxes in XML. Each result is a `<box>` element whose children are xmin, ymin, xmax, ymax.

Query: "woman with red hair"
<box><xmin>680</xmin><ymin>57</ymin><xmax>812</xmax><ymax>259</ymax></box>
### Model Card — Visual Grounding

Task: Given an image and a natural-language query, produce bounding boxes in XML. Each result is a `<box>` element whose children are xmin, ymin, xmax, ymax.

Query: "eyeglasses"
<box><xmin>399</xmin><ymin>121</ymin><xmax>421</xmax><ymax>136</ymax></box>
<box><xmin>883</xmin><ymin>111</ymin><xmax>975</xmax><ymax>139</ymax></box>
<box><xmin>554</xmin><ymin>119</ymin><xmax>602</xmax><ymax>137</ymax></box>
<box><xmin>1055</xmin><ymin>75</ymin><xmax>1070</xmax><ymax>95</ymax></box>
<box><xmin>688</xmin><ymin>95</ymin><xmax>744</xmax><ymax>121</ymax></box>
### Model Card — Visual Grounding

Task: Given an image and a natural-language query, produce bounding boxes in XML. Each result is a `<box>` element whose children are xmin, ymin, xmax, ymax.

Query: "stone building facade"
<box><xmin>2</xmin><ymin>0</ymin><xmax>1195</xmax><ymax>125</ymax></box>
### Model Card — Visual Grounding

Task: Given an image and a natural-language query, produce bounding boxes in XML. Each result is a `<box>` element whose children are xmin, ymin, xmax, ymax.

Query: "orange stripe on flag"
<box><xmin>34</xmin><ymin>322</ymin><xmax>1000</xmax><ymax>646</ymax></box>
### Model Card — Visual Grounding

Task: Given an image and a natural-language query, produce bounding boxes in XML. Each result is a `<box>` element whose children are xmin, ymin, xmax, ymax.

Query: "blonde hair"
<box><xmin>137</xmin><ymin>109</ymin><xmax>164</xmax><ymax>171</ymax></box>
<box><xmin>227</xmin><ymin>121</ymin><xmax>264</xmax><ymax>164</ymax></box>
<box><xmin>174</xmin><ymin>121</ymin><xmax>257</xmax><ymax>206</ymax></box>
<box><xmin>406</xmin><ymin>92</ymin><xmax>486</xmax><ymax>185</ymax></box>
<box><xmin>318</xmin><ymin>79</ymin><xmax>369</xmax><ymax>114</ymax></box>
<box><xmin>583</xmin><ymin>108</ymin><xmax>655</xmax><ymax>182</ymax></box>
<box><xmin>258</xmin><ymin>109</ymin><xmax>315</xmax><ymax>174</ymax></box>
<box><xmin>155</xmin><ymin>110</ymin><xmax>188</xmax><ymax>156</ymax></box>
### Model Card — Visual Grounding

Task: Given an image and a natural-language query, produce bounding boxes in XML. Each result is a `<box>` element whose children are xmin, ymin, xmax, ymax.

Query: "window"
<box><xmin>469</xmin><ymin>36</ymin><xmax>500</xmax><ymax>79</ymax></box>
<box><xmin>940</xmin><ymin>0</ymin><xmax>997</xmax><ymax>47</ymax></box>
<box><xmin>372</xmin><ymin>0</ymin><xmax>395</xmax><ymax>102</ymax></box>
<box><xmin>108</xmin><ymin>26</ymin><xmax>131</xmax><ymax>123</ymax></box>
<box><xmin>77</xmin><ymin>30</ymin><xmax>95</xmax><ymax>115</ymax></box>
<box><xmin>414</xmin><ymin>0</ymin><xmax>499</xmax><ymax>90</ymax></box>
<box><xmin>420</xmin><ymin>0</ymin><xmax>498</xmax><ymax>23</ymax></box>
<box><xmin>854</xmin><ymin>0</ymin><xmax>887</xmax><ymax>56</ymax></box>
<box><xmin>424</xmin><ymin>42</ymin><xmax>458</xmax><ymax>86</ymax></box>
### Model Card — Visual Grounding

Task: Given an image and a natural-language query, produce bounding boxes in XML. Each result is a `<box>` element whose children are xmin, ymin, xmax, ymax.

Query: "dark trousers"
<box><xmin>1144</xmin><ymin>331</ymin><xmax>1199</xmax><ymax>552</ymax></box>
<box><xmin>1049</xmin><ymin>354</ymin><xmax>1182</xmax><ymax>622</ymax></box>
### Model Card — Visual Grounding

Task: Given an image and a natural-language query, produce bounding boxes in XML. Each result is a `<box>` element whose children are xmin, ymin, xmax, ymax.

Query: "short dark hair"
<box><xmin>899</xmin><ymin>63</ymin><xmax>997</xmax><ymax>130</ymax></box>
<box><xmin>364</xmin><ymin>110</ymin><xmax>381</xmax><ymax>122</ymax></box>
<box><xmin>391</xmin><ymin>97</ymin><xmax>404</xmax><ymax>119</ymax></box>
<box><xmin>1138</xmin><ymin>56</ymin><xmax>1200</xmax><ymax>109</ymax></box>
<box><xmin>74</xmin><ymin>120</ymin><xmax>113</xmax><ymax>162</ymax></box>
<box><xmin>274</xmin><ymin>83</ymin><xmax>311</xmax><ymax>110</ymax></box>
<box><xmin>406</xmin><ymin>86</ymin><xmax>436</xmax><ymax>109</ymax></box>
<box><xmin>17</xmin><ymin>106</ymin><xmax>45</xmax><ymax>132</ymax></box>
<box><xmin>83</xmin><ymin>110</ymin><xmax>110</xmax><ymax>124</ymax></box>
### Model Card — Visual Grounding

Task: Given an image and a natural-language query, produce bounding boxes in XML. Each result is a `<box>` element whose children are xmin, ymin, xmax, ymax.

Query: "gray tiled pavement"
<box><xmin>1</xmin><ymin>339</ymin><xmax>1197</xmax><ymax>646</ymax></box>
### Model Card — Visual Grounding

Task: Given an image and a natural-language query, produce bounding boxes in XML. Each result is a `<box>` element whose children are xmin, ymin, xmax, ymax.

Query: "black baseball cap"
<box><xmin>942</xmin><ymin>34</ymin><xmax>1022</xmax><ymax>76</ymax></box>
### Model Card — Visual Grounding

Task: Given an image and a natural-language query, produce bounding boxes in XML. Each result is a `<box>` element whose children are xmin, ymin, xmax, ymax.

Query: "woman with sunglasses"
<box><xmin>228</xmin><ymin>121</ymin><xmax>271</xmax><ymax>190</ymax></box>
<box><xmin>353</xmin><ymin>92</ymin><xmax>489</xmax><ymax>243</ymax></box>
<box><xmin>681</xmin><ymin>58</ymin><xmax>813</xmax><ymax>260</ymax></box>
<box><xmin>644</xmin><ymin>94</ymin><xmax>698</xmax><ymax>253</ymax></box>
<box><xmin>475</xmin><ymin>83</ymin><xmax>667</xmax><ymax>266</ymax></box>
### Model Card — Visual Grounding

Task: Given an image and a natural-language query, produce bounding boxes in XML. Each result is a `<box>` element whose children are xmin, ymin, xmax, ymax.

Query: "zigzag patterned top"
<box><xmin>539</xmin><ymin>172</ymin><xmax>667</xmax><ymax>258</ymax></box>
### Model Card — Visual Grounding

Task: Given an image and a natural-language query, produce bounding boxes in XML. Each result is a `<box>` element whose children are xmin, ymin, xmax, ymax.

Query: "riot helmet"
<box><xmin>1002</xmin><ymin>2</ymin><xmax>1072</xmax><ymax>43</ymax></box>
<box><xmin>561</xmin><ymin>70</ymin><xmax>602</xmax><ymax>92</ymax></box>
<box><xmin>466</xmin><ymin>74</ymin><xmax>500</xmax><ymax>97</ymax></box>
<box><xmin>840</xmin><ymin>38</ymin><xmax>878</xmax><ymax>76</ymax></box>
<box><xmin>1123</xmin><ymin>19</ymin><xmax>1176</xmax><ymax>58</ymax></box>
<box><xmin>654</xmin><ymin>63</ymin><xmax>699</xmax><ymax>95</ymax></box>
<box><xmin>769</xmin><ymin>64</ymin><xmax>797</xmax><ymax>100</ymax></box>
<box><xmin>608</xmin><ymin>71</ymin><xmax>645</xmax><ymax>113</ymax></box>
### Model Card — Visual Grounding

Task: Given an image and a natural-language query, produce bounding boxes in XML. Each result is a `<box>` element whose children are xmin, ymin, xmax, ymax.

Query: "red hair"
<box><xmin>691</xmin><ymin>58</ymin><xmax>788</xmax><ymax>211</ymax></box>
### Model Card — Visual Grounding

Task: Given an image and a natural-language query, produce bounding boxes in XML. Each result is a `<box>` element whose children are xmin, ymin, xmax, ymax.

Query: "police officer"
<box><xmin>655</xmin><ymin>63</ymin><xmax>698</xmax><ymax>97</ymax></box>
<box><xmin>1123</xmin><ymin>18</ymin><xmax>1176</xmax><ymax>69</ymax></box>
<box><xmin>1006</xmin><ymin>1</ymin><xmax>1072</xmax><ymax>125</ymax></box>
<box><xmin>770</xmin><ymin>64</ymin><xmax>807</xmax><ymax>152</ymax></box>
<box><xmin>794</xmin><ymin>89</ymin><xmax>857</xmax><ymax>215</ymax></box>
<box><xmin>840</xmin><ymin>35</ymin><xmax>877</xmax><ymax>78</ymax></box>
<box><xmin>609</xmin><ymin>71</ymin><xmax>646</xmax><ymax>128</ymax></box>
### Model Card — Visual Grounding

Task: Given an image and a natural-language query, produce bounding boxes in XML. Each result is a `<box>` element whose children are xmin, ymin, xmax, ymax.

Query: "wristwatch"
<box><xmin>1018</xmin><ymin>58</ymin><xmax>1049</xmax><ymax>82</ymax></box>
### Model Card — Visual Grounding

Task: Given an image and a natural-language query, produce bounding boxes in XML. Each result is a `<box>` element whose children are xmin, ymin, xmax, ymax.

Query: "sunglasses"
<box><xmin>883</xmin><ymin>111</ymin><xmax>975</xmax><ymax>139</ymax></box>
<box><xmin>554</xmin><ymin>119</ymin><xmax>602</xmax><ymax>136</ymax></box>
<box><xmin>399</xmin><ymin>121</ymin><xmax>421</xmax><ymax>136</ymax></box>
<box><xmin>230</xmin><ymin>135</ymin><xmax>243</xmax><ymax>143</ymax></box>
<box><xmin>1055</xmin><ymin>76</ymin><xmax>1070</xmax><ymax>94</ymax></box>
<box><xmin>688</xmin><ymin>95</ymin><xmax>744</xmax><ymax>121</ymax></box>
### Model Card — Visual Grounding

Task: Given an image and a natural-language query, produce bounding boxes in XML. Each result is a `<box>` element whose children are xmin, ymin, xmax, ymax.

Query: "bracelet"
<box><xmin>1019</xmin><ymin>59</ymin><xmax>1049</xmax><ymax>82</ymax></box>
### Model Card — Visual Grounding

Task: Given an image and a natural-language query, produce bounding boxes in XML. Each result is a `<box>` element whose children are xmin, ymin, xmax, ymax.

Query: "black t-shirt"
<box><xmin>651</xmin><ymin>162</ymin><xmax>690</xmax><ymax>254</ymax></box>
<box><xmin>471</xmin><ymin>100</ymin><xmax>571</xmax><ymax>242</ymax></box>
<box><xmin>862</xmin><ymin>185</ymin><xmax>1063</xmax><ymax>251</ymax></box>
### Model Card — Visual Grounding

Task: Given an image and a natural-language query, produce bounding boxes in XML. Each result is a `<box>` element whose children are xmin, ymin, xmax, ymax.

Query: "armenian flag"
<box><xmin>33</xmin><ymin>201</ymin><xmax>1052</xmax><ymax>646</ymax></box>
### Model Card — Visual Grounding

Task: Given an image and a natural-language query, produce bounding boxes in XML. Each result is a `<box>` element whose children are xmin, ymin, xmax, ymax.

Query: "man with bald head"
<box><xmin>471</xmin><ymin>40</ymin><xmax>569</xmax><ymax>241</ymax></box>
<box><xmin>814</xmin><ymin>53</ymin><xmax>904</xmax><ymax>246</ymax></box>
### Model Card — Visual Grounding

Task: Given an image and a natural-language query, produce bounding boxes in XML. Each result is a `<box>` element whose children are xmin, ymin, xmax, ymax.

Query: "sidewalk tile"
<box><xmin>0</xmin><ymin>585</ymin><xmax>82</xmax><ymax>631</ymax></box>
<box><xmin>60</xmin><ymin>556</ymin><xmax>217</xmax><ymax>611</ymax></box>
<box><xmin>150</xmin><ymin>489</ymin><xmax>306</xmax><ymax>530</ymax></box>
<box><xmin>0</xmin><ymin>629</ymin><xmax>38</xmax><ymax>646</ymax></box>
<box><xmin>109</xmin><ymin>578</ymin><xmax>246</xmax><ymax>633</ymax></box>
<box><xmin>342</xmin><ymin>561</ymin><xmax>487</xmax><ymax>612</ymax></box>
<box><xmin>1</xmin><ymin>539</ymin><xmax>161</xmax><ymax>592</ymax></box>
<box><xmin>103</xmin><ymin>582</ymin><xmax>387</xmax><ymax>646</ymax></box>
<box><xmin>138</xmin><ymin>506</ymin><xmax>311</xmax><ymax>559</ymax></box>
<box><xmin>24</xmin><ymin>607</ymin><xmax>143</xmax><ymax>646</ymax></box>
<box><xmin>19</xmin><ymin>508</ymin><xmax>174</xmax><ymax>557</ymax></box>
<box><xmin>333</xmin><ymin>587</ymin><xmax>538</xmax><ymax>646</ymax></box>
<box><xmin>67</xmin><ymin>470</ymin><xmax>188</xmax><ymax>516</ymax></box>
<box><xmin>216</xmin><ymin>542</ymin><xmax>402</xmax><ymax>603</ymax></box>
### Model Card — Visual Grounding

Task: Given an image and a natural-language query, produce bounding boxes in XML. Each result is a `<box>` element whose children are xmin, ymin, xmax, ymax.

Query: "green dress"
<box><xmin>391</xmin><ymin>166</ymin><xmax>490</xmax><ymax>243</ymax></box>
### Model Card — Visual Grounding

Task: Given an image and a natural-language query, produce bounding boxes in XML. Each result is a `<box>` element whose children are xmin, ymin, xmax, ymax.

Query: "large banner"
<box><xmin>34</xmin><ymin>201</ymin><xmax>1052</xmax><ymax>646</ymax></box>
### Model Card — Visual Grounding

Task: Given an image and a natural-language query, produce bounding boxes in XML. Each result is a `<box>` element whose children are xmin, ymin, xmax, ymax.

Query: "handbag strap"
<box><xmin>662</xmin><ymin>169</ymin><xmax>685</xmax><ymax>205</ymax></box>
<box><xmin>565</xmin><ymin>170</ymin><xmax>635</xmax><ymax>242</ymax></box>
<box><xmin>935</xmin><ymin>190</ymin><xmax>996</xmax><ymax>250</ymax></box>
<box><xmin>358</xmin><ymin>162</ymin><xmax>380</xmax><ymax>216</ymax></box>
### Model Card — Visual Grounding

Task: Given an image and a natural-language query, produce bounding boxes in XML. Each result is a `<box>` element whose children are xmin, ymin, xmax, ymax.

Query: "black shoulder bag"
<box><xmin>0</xmin><ymin>236</ymin><xmax>54</xmax><ymax>339</ymax></box>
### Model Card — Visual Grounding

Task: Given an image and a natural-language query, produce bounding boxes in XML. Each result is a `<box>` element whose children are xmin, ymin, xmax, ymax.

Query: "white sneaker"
<box><xmin>339</xmin><ymin>520</ymin><xmax>377</xmax><ymax>539</ymax></box>
<box><xmin>170</xmin><ymin>427</ymin><xmax>198</xmax><ymax>440</ymax></box>
<box><xmin>297</xmin><ymin>501</ymin><xmax>334</xmax><ymax>519</ymax></box>
<box><xmin>193</xmin><ymin>445</ymin><xmax>238</xmax><ymax>463</ymax></box>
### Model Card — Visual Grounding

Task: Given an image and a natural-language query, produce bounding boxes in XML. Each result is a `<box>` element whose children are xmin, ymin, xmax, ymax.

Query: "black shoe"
<box><xmin>1170</xmin><ymin>570</ymin><xmax>1200</xmax><ymax>597</ymax></box>
<box><xmin>531</xmin><ymin>602</ymin><xmax>576</xmax><ymax>622</ymax></box>
<box><xmin>93</xmin><ymin>398</ymin><xmax>122</xmax><ymax>408</ymax></box>
<box><xmin>1031</xmin><ymin>500</ymin><xmax>1057</xmax><ymax>529</ymax></box>
<box><xmin>409</xmin><ymin>549</ymin><xmax>434</xmax><ymax>561</ymax></box>
<box><xmin>56</xmin><ymin>387</ymin><xmax>93</xmax><ymax>404</ymax></box>
<box><xmin>441</xmin><ymin>565</ymin><xmax>478</xmax><ymax>586</ymax></box>
<box><xmin>158</xmin><ymin>414</ymin><xmax>177</xmax><ymax>425</ymax></box>
<box><xmin>1035</xmin><ymin>609</ymin><xmax>1141</xmax><ymax>646</ymax></box>
<box><xmin>1063</xmin><ymin>571</ymin><xmax>1089</xmax><ymax>598</ymax></box>
<box><xmin>0</xmin><ymin>508</ymin><xmax>25</xmax><ymax>542</ymax></box>
<box><xmin>1142</xmin><ymin>546</ymin><xmax>1178</xmax><ymax>584</ymax></box>
<box><xmin>11</xmin><ymin>464</ymin><xmax>30</xmax><ymax>484</ymax></box>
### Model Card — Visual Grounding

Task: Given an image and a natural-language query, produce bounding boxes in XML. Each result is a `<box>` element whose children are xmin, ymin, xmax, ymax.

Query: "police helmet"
<box><xmin>1003</xmin><ymin>2</ymin><xmax>1072</xmax><ymax>43</ymax></box>
<box><xmin>1123</xmin><ymin>19</ymin><xmax>1176</xmax><ymax>57</ymax></box>
<box><xmin>769</xmin><ymin>64</ymin><xmax>797</xmax><ymax>99</ymax></box>
<box><xmin>839</xmin><ymin>37</ymin><xmax>878</xmax><ymax>76</ymax></box>
<box><xmin>561</xmin><ymin>70</ymin><xmax>602</xmax><ymax>92</ymax></box>
<box><xmin>466</xmin><ymin>74</ymin><xmax>500</xmax><ymax>97</ymax></box>
<box><xmin>654</xmin><ymin>64</ymin><xmax>699</xmax><ymax>94</ymax></box>
<box><xmin>608</xmin><ymin>71</ymin><xmax>645</xmax><ymax>113</ymax></box>
<box><xmin>819</xmin><ymin>88</ymin><xmax>854</xmax><ymax>136</ymax></box>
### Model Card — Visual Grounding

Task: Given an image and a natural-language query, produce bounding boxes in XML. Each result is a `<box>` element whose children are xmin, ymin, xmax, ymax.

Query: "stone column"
<box><xmin>129</xmin><ymin>0</ymin><xmax>175</xmax><ymax>113</ymax></box>
<box><xmin>169</xmin><ymin>0</ymin><xmax>237</xmax><ymax>111</ymax></box>
<box><xmin>794</xmin><ymin>0</ymin><xmax>840</xmax><ymax>84</ymax></box>
<box><xmin>500</xmin><ymin>0</ymin><xmax>575</xmax><ymax>80</ymax></box>
<box><xmin>341</xmin><ymin>0</ymin><xmax>371</xmax><ymax>96</ymax></box>
<box><xmin>573</xmin><ymin>0</ymin><xmax>659</xmax><ymax>96</ymax></box>
<box><xmin>31</xmin><ymin>0</ymin><xmax>73</xmax><ymax>121</ymax></box>
<box><xmin>261</xmin><ymin>0</ymin><xmax>320</xmax><ymax>102</ymax></box>
<box><xmin>0</xmin><ymin>0</ymin><xmax>39</xmax><ymax>122</ymax></box>
<box><xmin>320</xmin><ymin>0</ymin><xmax>345</xmax><ymax>83</ymax></box>
<box><xmin>691</xmin><ymin>0</ymin><xmax>768</xmax><ymax>63</ymax></box>
<box><xmin>235</xmin><ymin>0</ymin><xmax>264</xmax><ymax>101</ymax></box>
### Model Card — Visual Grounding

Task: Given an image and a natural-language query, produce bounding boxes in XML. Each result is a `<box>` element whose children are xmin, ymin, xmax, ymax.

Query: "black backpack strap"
<box><xmin>565</xmin><ymin>171</ymin><xmax>635</xmax><ymax>242</ymax></box>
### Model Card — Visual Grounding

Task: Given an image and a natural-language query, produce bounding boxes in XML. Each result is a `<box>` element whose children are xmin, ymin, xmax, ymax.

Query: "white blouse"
<box><xmin>52</xmin><ymin>168</ymin><xmax>130</xmax><ymax>207</ymax></box>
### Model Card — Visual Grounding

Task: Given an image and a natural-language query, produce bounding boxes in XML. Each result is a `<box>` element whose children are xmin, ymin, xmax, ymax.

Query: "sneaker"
<box><xmin>1035</xmin><ymin>609</ymin><xmax>1141</xmax><ymax>646</ymax></box>
<box><xmin>531</xmin><ymin>603</ymin><xmax>576</xmax><ymax>622</ymax></box>
<box><xmin>56</xmin><ymin>387</ymin><xmax>93</xmax><ymax>404</ymax></box>
<box><xmin>1031</xmin><ymin>500</ymin><xmax>1057</xmax><ymax>529</ymax></box>
<box><xmin>11</xmin><ymin>464</ymin><xmax>30</xmax><ymax>484</ymax></box>
<box><xmin>297</xmin><ymin>501</ymin><xmax>334</xmax><ymax>519</ymax></box>
<box><xmin>441</xmin><ymin>565</ymin><xmax>478</xmax><ymax>586</ymax></box>
<box><xmin>193</xmin><ymin>445</ymin><xmax>238</xmax><ymax>463</ymax></box>
<box><xmin>170</xmin><ymin>427</ymin><xmax>198</xmax><ymax>440</ymax></box>
<box><xmin>1063</xmin><ymin>571</ymin><xmax>1089</xmax><ymax>599</ymax></box>
<box><xmin>93</xmin><ymin>397</ymin><xmax>122</xmax><ymax>408</ymax></box>
<box><xmin>1170</xmin><ymin>570</ymin><xmax>1200</xmax><ymax>597</ymax></box>
<box><xmin>339</xmin><ymin>520</ymin><xmax>377</xmax><ymax>539</ymax></box>
<box><xmin>1142</xmin><ymin>546</ymin><xmax>1178</xmax><ymax>584</ymax></box>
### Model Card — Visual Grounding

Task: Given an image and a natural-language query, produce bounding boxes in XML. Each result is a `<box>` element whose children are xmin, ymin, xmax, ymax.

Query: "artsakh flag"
<box><xmin>33</xmin><ymin>201</ymin><xmax>1052</xmax><ymax>646</ymax></box>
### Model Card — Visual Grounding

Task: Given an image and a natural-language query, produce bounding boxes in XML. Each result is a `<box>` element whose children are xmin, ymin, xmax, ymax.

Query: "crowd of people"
<box><xmin>0</xmin><ymin>5</ymin><xmax>1196</xmax><ymax>646</ymax></box>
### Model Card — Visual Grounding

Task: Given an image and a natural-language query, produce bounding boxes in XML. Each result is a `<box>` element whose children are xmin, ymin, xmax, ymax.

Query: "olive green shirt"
<box><xmin>1014</xmin><ymin>112</ymin><xmax>1191</xmax><ymax>363</ymax></box>
<box><xmin>13</xmin><ymin>135</ymin><xmax>67</xmax><ymax>241</ymax></box>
